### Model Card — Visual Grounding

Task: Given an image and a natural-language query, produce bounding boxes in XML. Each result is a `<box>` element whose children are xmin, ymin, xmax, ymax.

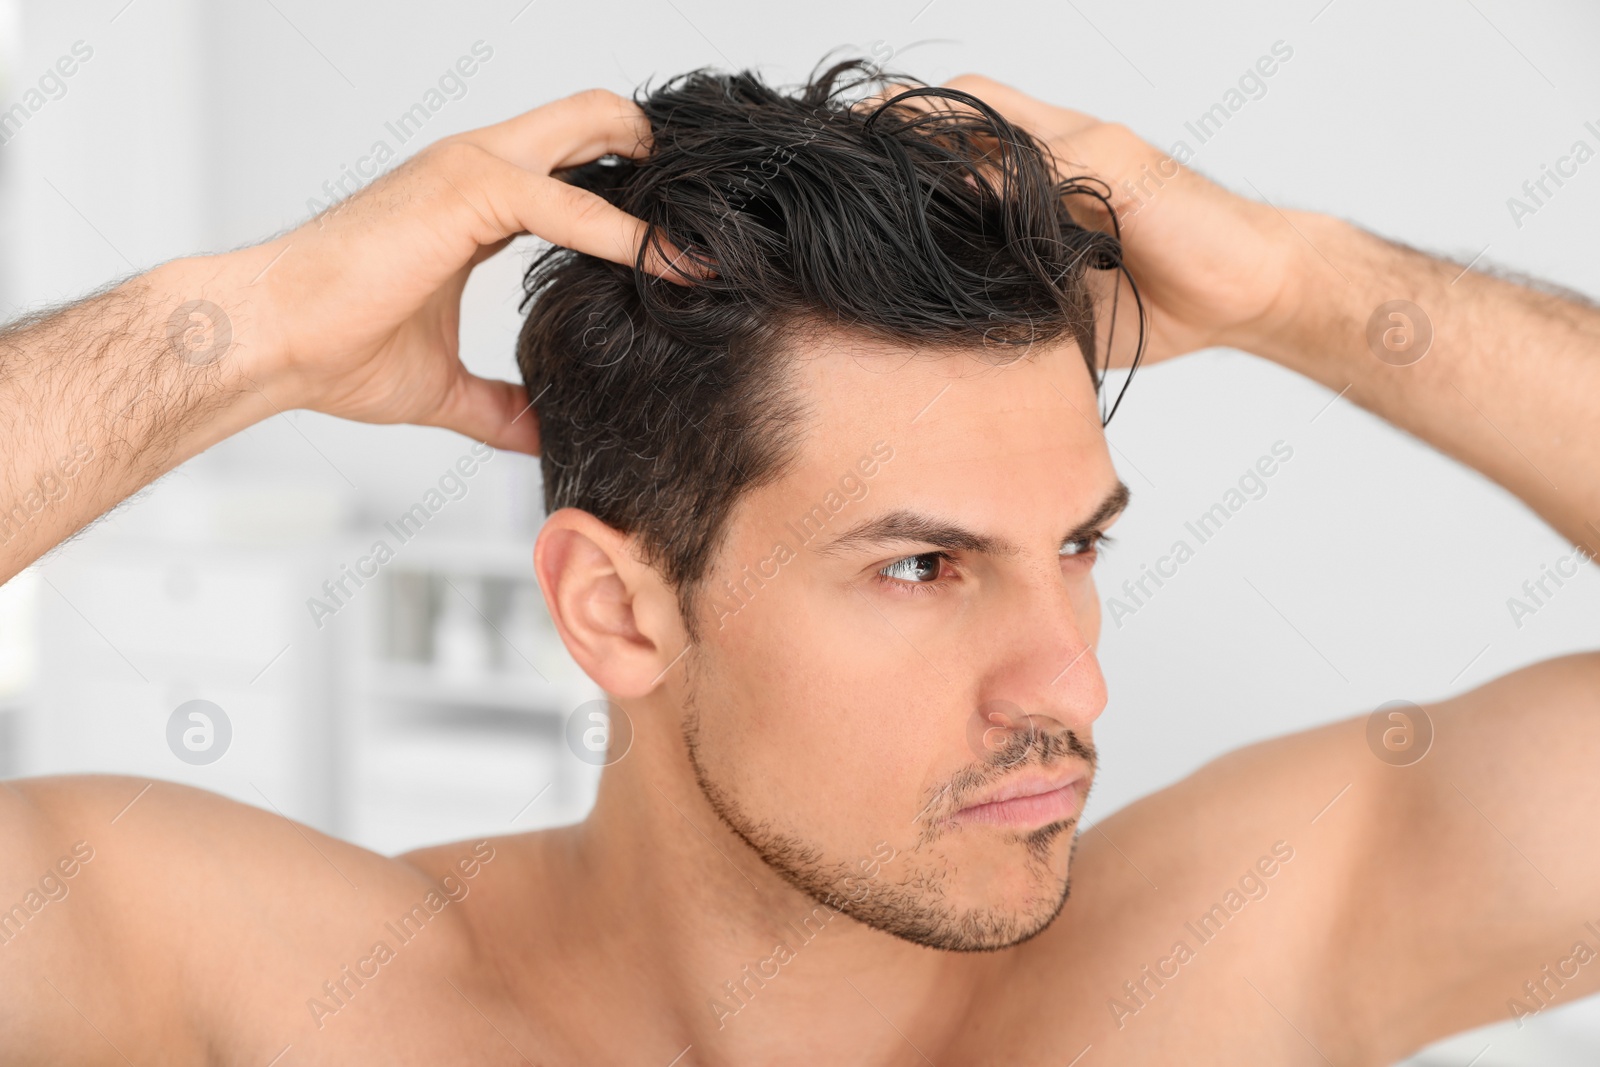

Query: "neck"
<box><xmin>524</xmin><ymin>706</ymin><xmax>994</xmax><ymax>1064</ymax></box>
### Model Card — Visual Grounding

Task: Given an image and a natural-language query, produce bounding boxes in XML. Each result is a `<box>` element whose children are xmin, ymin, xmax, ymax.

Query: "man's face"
<box><xmin>677</xmin><ymin>335</ymin><xmax>1125</xmax><ymax>952</ymax></box>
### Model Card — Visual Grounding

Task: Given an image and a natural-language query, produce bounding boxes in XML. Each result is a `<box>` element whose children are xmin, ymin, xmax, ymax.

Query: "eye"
<box><xmin>1061</xmin><ymin>531</ymin><xmax>1114</xmax><ymax>559</ymax></box>
<box><xmin>878</xmin><ymin>552</ymin><xmax>947</xmax><ymax>583</ymax></box>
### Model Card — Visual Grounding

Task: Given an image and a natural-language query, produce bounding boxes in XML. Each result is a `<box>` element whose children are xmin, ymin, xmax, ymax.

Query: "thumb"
<box><xmin>428</xmin><ymin>370</ymin><xmax>543</xmax><ymax>456</ymax></box>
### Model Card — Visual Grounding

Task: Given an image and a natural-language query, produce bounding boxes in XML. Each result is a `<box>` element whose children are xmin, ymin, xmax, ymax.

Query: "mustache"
<box><xmin>914</xmin><ymin>728</ymin><xmax>1097</xmax><ymax>829</ymax></box>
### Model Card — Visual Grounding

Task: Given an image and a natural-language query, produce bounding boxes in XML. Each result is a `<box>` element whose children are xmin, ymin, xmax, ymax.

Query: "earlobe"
<box><xmin>532</xmin><ymin>508</ymin><xmax>685</xmax><ymax>698</ymax></box>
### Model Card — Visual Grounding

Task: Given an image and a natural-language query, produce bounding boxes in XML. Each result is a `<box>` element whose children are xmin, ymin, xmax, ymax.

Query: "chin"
<box><xmin>840</xmin><ymin>820</ymin><xmax>1082</xmax><ymax>954</ymax></box>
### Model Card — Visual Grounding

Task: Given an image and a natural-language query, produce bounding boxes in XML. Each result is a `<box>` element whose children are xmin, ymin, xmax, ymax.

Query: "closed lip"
<box><xmin>951</xmin><ymin>766</ymin><xmax>1090</xmax><ymax>829</ymax></box>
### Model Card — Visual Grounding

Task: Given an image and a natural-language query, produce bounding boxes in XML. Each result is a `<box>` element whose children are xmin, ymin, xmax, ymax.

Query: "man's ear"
<box><xmin>532</xmin><ymin>508</ymin><xmax>687</xmax><ymax>698</ymax></box>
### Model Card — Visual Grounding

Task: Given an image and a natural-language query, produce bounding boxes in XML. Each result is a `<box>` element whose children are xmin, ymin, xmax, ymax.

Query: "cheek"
<box><xmin>1082</xmin><ymin>578</ymin><xmax>1103</xmax><ymax>645</ymax></box>
<box><xmin>1063</xmin><ymin>567</ymin><xmax>1103</xmax><ymax>646</ymax></box>
<box><xmin>698</xmin><ymin>595</ymin><xmax>948</xmax><ymax>827</ymax></box>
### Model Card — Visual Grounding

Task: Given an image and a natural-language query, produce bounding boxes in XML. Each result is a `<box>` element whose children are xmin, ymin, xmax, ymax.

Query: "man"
<box><xmin>1</xmin><ymin>58</ymin><xmax>1597</xmax><ymax>1065</ymax></box>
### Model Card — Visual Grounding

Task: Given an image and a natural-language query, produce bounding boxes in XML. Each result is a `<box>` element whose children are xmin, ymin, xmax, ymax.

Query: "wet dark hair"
<box><xmin>516</xmin><ymin>57</ymin><xmax>1143</xmax><ymax>638</ymax></box>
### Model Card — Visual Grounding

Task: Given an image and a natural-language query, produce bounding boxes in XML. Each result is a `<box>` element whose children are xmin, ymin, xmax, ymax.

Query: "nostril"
<box><xmin>966</xmin><ymin>698</ymin><xmax>1044</xmax><ymax>767</ymax></box>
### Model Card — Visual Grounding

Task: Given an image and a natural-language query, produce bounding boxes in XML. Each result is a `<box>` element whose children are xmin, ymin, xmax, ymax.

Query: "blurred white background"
<box><xmin>0</xmin><ymin>1</ymin><xmax>1597</xmax><ymax>1062</ymax></box>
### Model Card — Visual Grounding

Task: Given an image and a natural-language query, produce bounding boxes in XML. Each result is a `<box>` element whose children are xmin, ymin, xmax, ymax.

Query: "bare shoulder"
<box><xmin>1335</xmin><ymin>650</ymin><xmax>1600</xmax><ymax>1055</ymax></box>
<box><xmin>397</xmin><ymin>824</ymin><xmax>568</xmax><ymax>971</ymax></box>
<box><xmin>0</xmin><ymin>774</ymin><xmax>485</xmax><ymax>1064</ymax></box>
<box><xmin>1056</xmin><ymin>648</ymin><xmax>1600</xmax><ymax>941</ymax></box>
<box><xmin>1013</xmin><ymin>650</ymin><xmax>1600</xmax><ymax>1060</ymax></box>
<box><xmin>1063</xmin><ymin>708</ymin><xmax>1376</xmax><ymax>938</ymax></box>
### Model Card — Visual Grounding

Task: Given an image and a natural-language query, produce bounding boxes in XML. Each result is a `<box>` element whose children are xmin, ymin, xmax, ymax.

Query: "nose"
<box><xmin>966</xmin><ymin>577</ymin><xmax>1108</xmax><ymax>763</ymax></box>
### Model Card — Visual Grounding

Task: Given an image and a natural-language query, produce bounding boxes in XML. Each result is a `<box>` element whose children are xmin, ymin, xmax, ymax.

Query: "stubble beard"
<box><xmin>678</xmin><ymin>676</ymin><xmax>1090</xmax><ymax>952</ymax></box>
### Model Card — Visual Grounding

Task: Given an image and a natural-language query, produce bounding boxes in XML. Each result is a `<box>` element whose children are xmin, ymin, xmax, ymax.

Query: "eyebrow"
<box><xmin>817</xmin><ymin>481</ymin><xmax>1131</xmax><ymax>559</ymax></box>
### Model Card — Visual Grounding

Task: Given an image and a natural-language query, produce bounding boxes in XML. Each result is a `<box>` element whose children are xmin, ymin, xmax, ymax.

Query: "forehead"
<box><xmin>766</xmin><ymin>334</ymin><xmax>1117</xmax><ymax>516</ymax></box>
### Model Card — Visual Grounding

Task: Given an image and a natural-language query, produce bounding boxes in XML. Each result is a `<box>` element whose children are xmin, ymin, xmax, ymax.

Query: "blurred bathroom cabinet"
<box><xmin>26</xmin><ymin>536</ymin><xmax>342</xmax><ymax>833</ymax></box>
<box><xmin>18</xmin><ymin>527</ymin><xmax>598</xmax><ymax>855</ymax></box>
<box><xmin>344</xmin><ymin>533</ymin><xmax>602</xmax><ymax>855</ymax></box>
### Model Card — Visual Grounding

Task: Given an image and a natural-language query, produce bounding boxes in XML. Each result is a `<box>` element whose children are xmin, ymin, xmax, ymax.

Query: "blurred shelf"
<box><xmin>363</xmin><ymin>659</ymin><xmax>581</xmax><ymax>716</ymax></box>
<box><xmin>356</xmin><ymin>532</ymin><xmax>542</xmax><ymax>580</ymax></box>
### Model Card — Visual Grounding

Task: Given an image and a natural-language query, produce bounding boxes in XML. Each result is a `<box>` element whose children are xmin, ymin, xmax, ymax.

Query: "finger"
<box><xmin>942</xmin><ymin>75</ymin><xmax>1102</xmax><ymax>139</ymax></box>
<box><xmin>429</xmin><ymin>371</ymin><xmax>543</xmax><ymax>456</ymax></box>
<box><xmin>437</xmin><ymin>143</ymin><xmax>710</xmax><ymax>283</ymax></box>
<box><xmin>858</xmin><ymin>80</ymin><xmax>924</xmax><ymax>112</ymax></box>
<box><xmin>454</xmin><ymin>89</ymin><xmax>654</xmax><ymax>174</ymax></box>
<box><xmin>519</xmin><ymin>171</ymin><xmax>707</xmax><ymax>281</ymax></box>
<box><xmin>468</xmin><ymin>235</ymin><xmax>514</xmax><ymax>269</ymax></box>
<box><xmin>423</xmin><ymin>241</ymin><xmax>512</xmax><ymax>342</ymax></box>
<box><xmin>541</xmin><ymin>89</ymin><xmax>656</xmax><ymax>170</ymax></box>
<box><xmin>939</xmin><ymin>75</ymin><xmax>1136</xmax><ymax>216</ymax></box>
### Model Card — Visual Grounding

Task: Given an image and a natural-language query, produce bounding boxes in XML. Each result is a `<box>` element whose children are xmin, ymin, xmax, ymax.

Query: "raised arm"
<box><xmin>1261</xmin><ymin>219</ymin><xmax>1600</xmax><ymax>555</ymax></box>
<box><xmin>946</xmin><ymin>74</ymin><xmax>1600</xmax><ymax>556</ymax></box>
<box><xmin>0</xmin><ymin>89</ymin><xmax>690</xmax><ymax>587</ymax></box>
<box><xmin>957</xmin><ymin>74</ymin><xmax>1600</xmax><ymax>1057</ymax></box>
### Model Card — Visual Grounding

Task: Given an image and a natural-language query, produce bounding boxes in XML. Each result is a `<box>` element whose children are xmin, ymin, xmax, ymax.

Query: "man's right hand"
<box><xmin>211</xmin><ymin>87</ymin><xmax>694</xmax><ymax>455</ymax></box>
<box><xmin>0</xmin><ymin>87</ymin><xmax>687</xmax><ymax>584</ymax></box>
